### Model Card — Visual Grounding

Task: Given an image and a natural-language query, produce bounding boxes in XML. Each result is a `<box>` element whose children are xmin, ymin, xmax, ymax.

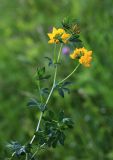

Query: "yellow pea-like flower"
<box><xmin>70</xmin><ymin>47</ymin><xmax>93</xmax><ymax>67</ymax></box>
<box><xmin>48</xmin><ymin>27</ymin><xmax>71</xmax><ymax>44</ymax></box>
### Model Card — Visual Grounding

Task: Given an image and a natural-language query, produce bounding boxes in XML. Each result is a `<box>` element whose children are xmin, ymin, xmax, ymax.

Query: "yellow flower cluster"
<box><xmin>48</xmin><ymin>27</ymin><xmax>70</xmax><ymax>44</ymax></box>
<box><xmin>70</xmin><ymin>47</ymin><xmax>93</xmax><ymax>67</ymax></box>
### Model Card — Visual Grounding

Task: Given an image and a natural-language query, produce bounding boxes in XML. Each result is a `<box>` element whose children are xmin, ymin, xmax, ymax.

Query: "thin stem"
<box><xmin>31</xmin><ymin>143</ymin><xmax>45</xmax><ymax>159</ymax></box>
<box><xmin>9</xmin><ymin>152</ymin><xmax>15</xmax><ymax>160</ymax></box>
<box><xmin>58</xmin><ymin>63</ymin><xmax>80</xmax><ymax>85</ymax></box>
<box><xmin>30</xmin><ymin>44</ymin><xmax>63</xmax><ymax>145</ymax></box>
<box><xmin>30</xmin><ymin>79</ymin><xmax>43</xmax><ymax>144</ymax></box>
<box><xmin>57</xmin><ymin>44</ymin><xmax>63</xmax><ymax>62</ymax></box>
<box><xmin>25</xmin><ymin>153</ymin><xmax>28</xmax><ymax>160</ymax></box>
<box><xmin>53</xmin><ymin>44</ymin><xmax>56</xmax><ymax>63</ymax></box>
<box><xmin>31</xmin><ymin>149</ymin><xmax>39</xmax><ymax>160</ymax></box>
<box><xmin>30</xmin><ymin>112</ymin><xmax>43</xmax><ymax>144</ymax></box>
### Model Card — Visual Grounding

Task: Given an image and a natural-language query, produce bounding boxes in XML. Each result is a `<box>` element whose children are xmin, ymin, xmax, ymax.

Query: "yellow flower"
<box><xmin>57</xmin><ymin>28</ymin><xmax>64</xmax><ymax>34</ymax></box>
<box><xmin>70</xmin><ymin>48</ymin><xmax>82</xmax><ymax>59</ymax></box>
<box><xmin>70</xmin><ymin>47</ymin><xmax>93</xmax><ymax>67</ymax></box>
<box><xmin>48</xmin><ymin>27</ymin><xmax>71</xmax><ymax>44</ymax></box>
<box><xmin>80</xmin><ymin>47</ymin><xmax>87</xmax><ymax>54</ymax></box>
<box><xmin>61</xmin><ymin>33</ymin><xmax>71</xmax><ymax>43</ymax></box>
<box><xmin>79</xmin><ymin>51</ymin><xmax>92</xmax><ymax>67</ymax></box>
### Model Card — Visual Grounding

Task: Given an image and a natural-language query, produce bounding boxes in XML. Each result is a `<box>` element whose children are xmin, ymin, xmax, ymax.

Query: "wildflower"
<box><xmin>70</xmin><ymin>47</ymin><xmax>93</xmax><ymax>67</ymax></box>
<box><xmin>79</xmin><ymin>51</ymin><xmax>92</xmax><ymax>67</ymax></box>
<box><xmin>62</xmin><ymin>46</ymin><xmax>70</xmax><ymax>55</ymax></box>
<box><xmin>70</xmin><ymin>48</ymin><xmax>81</xmax><ymax>59</ymax></box>
<box><xmin>48</xmin><ymin>27</ymin><xmax>70</xmax><ymax>44</ymax></box>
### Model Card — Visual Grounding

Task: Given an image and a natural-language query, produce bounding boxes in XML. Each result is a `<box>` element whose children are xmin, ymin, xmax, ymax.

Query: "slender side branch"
<box><xmin>25</xmin><ymin>153</ymin><xmax>28</xmax><ymax>160</ymax></box>
<box><xmin>58</xmin><ymin>63</ymin><xmax>80</xmax><ymax>85</ymax></box>
<box><xmin>53</xmin><ymin>44</ymin><xmax>56</xmax><ymax>63</ymax></box>
<box><xmin>31</xmin><ymin>143</ymin><xmax>46</xmax><ymax>159</ymax></box>
<box><xmin>57</xmin><ymin>44</ymin><xmax>62</xmax><ymax>62</ymax></box>
<box><xmin>9</xmin><ymin>152</ymin><xmax>16</xmax><ymax>160</ymax></box>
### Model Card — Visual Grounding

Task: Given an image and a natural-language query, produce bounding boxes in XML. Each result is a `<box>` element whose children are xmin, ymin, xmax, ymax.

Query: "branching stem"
<box><xmin>30</xmin><ymin>44</ymin><xmax>62</xmax><ymax>145</ymax></box>
<box><xmin>9</xmin><ymin>45</ymin><xmax>80</xmax><ymax>160</ymax></box>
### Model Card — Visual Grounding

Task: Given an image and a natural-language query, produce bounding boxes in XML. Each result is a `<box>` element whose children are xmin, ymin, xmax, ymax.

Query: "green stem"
<box><xmin>57</xmin><ymin>63</ymin><xmax>80</xmax><ymax>85</ymax></box>
<box><xmin>31</xmin><ymin>143</ymin><xmax>45</xmax><ymax>159</ymax></box>
<box><xmin>30</xmin><ymin>44</ymin><xmax>62</xmax><ymax>145</ymax></box>
<box><xmin>25</xmin><ymin>153</ymin><xmax>28</xmax><ymax>160</ymax></box>
<box><xmin>9</xmin><ymin>152</ymin><xmax>16</xmax><ymax>160</ymax></box>
<box><xmin>30</xmin><ymin>112</ymin><xmax>43</xmax><ymax>144</ymax></box>
<box><xmin>57</xmin><ymin>44</ymin><xmax>62</xmax><ymax>62</ymax></box>
<box><xmin>53</xmin><ymin>44</ymin><xmax>56</xmax><ymax>63</ymax></box>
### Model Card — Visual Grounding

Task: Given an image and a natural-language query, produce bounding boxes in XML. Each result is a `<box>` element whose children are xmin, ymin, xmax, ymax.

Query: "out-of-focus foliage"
<box><xmin>0</xmin><ymin>0</ymin><xmax>113</xmax><ymax>159</ymax></box>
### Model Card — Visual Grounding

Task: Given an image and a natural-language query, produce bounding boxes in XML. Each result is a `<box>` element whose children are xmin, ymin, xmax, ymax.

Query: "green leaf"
<box><xmin>58</xmin><ymin>88</ymin><xmax>64</xmax><ymax>98</ymax></box>
<box><xmin>62</xmin><ymin>81</ymin><xmax>73</xmax><ymax>87</ymax></box>
<box><xmin>62</xmin><ymin>17</ymin><xmax>71</xmax><ymax>31</ymax></box>
<box><xmin>40</xmin><ymin>74</ymin><xmax>51</xmax><ymax>80</ymax></box>
<box><xmin>62</xmin><ymin>17</ymin><xmax>80</xmax><ymax>34</ymax></box>
<box><xmin>37</xmin><ymin>67</ymin><xmax>45</xmax><ymax>78</ymax></box>
<box><xmin>69</xmin><ymin>34</ymin><xmax>79</xmax><ymax>40</ymax></box>
<box><xmin>52</xmin><ymin>138</ymin><xmax>58</xmax><ymax>148</ymax></box>
<box><xmin>27</xmin><ymin>99</ymin><xmax>46</xmax><ymax>112</ymax></box>
<box><xmin>27</xmin><ymin>98</ymin><xmax>39</xmax><ymax>107</ymax></box>
<box><xmin>59</xmin><ymin>132</ymin><xmax>65</xmax><ymax>145</ymax></box>
<box><xmin>38</xmin><ymin>103</ymin><xmax>46</xmax><ymax>112</ymax></box>
<box><xmin>24</xmin><ymin>143</ymin><xmax>32</xmax><ymax>153</ymax></box>
<box><xmin>62</xmin><ymin>118</ymin><xmax>74</xmax><ymax>128</ymax></box>
<box><xmin>45</xmin><ymin>56</ymin><xmax>53</xmax><ymax>66</ymax></box>
<box><xmin>59</xmin><ymin>111</ymin><xmax>65</xmax><ymax>121</ymax></box>
<box><xmin>7</xmin><ymin>141</ymin><xmax>26</xmax><ymax>156</ymax></box>
<box><xmin>35</xmin><ymin>130</ymin><xmax>47</xmax><ymax>145</ymax></box>
<box><xmin>48</xmin><ymin>110</ymin><xmax>55</xmax><ymax>119</ymax></box>
<box><xmin>63</xmin><ymin>87</ymin><xmax>70</xmax><ymax>94</ymax></box>
<box><xmin>39</xmin><ymin>110</ymin><xmax>74</xmax><ymax>148</ymax></box>
<box><xmin>41</xmin><ymin>88</ymin><xmax>49</xmax><ymax>95</ymax></box>
<box><xmin>69</xmin><ymin>34</ymin><xmax>82</xmax><ymax>42</ymax></box>
<box><xmin>37</xmin><ymin>66</ymin><xmax>51</xmax><ymax>80</ymax></box>
<box><xmin>56</xmin><ymin>81</ymin><xmax>72</xmax><ymax>97</ymax></box>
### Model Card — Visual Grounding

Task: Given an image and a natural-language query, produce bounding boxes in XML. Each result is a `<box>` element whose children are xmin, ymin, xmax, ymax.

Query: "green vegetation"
<box><xmin>0</xmin><ymin>0</ymin><xmax>113</xmax><ymax>159</ymax></box>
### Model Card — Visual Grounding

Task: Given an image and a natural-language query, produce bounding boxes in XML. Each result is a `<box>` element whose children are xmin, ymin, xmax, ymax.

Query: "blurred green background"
<box><xmin>0</xmin><ymin>0</ymin><xmax>113</xmax><ymax>159</ymax></box>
